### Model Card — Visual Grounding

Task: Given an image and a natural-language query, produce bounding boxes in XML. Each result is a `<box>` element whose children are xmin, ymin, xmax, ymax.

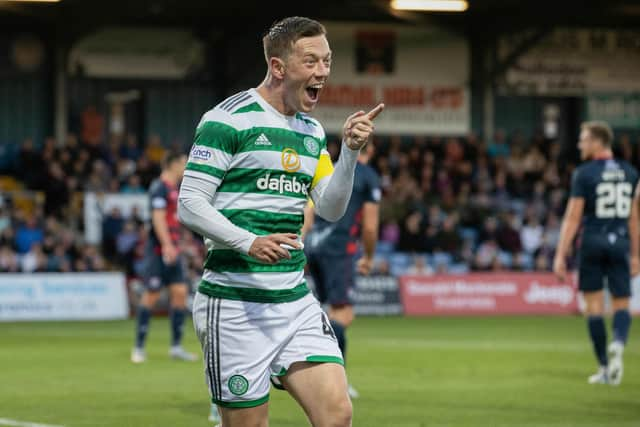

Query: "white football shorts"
<box><xmin>192</xmin><ymin>291</ymin><xmax>344</xmax><ymax>408</ymax></box>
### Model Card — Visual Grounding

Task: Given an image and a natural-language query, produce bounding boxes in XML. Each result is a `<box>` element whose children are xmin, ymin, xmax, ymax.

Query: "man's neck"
<box><xmin>256</xmin><ymin>75</ymin><xmax>293</xmax><ymax>116</ymax></box>
<box><xmin>161</xmin><ymin>171</ymin><xmax>176</xmax><ymax>185</ymax></box>
<box><xmin>592</xmin><ymin>148</ymin><xmax>613</xmax><ymax>160</ymax></box>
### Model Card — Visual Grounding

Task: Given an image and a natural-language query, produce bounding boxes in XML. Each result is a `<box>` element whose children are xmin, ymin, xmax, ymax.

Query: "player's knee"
<box><xmin>324</xmin><ymin>396</ymin><xmax>352</xmax><ymax>427</ymax></box>
<box><xmin>612</xmin><ymin>297</ymin><xmax>630</xmax><ymax>311</ymax></box>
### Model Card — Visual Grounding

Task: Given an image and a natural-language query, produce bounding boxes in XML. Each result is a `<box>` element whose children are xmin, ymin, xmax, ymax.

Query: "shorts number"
<box><xmin>596</xmin><ymin>182</ymin><xmax>632</xmax><ymax>218</ymax></box>
<box><xmin>321</xmin><ymin>313</ymin><xmax>336</xmax><ymax>339</ymax></box>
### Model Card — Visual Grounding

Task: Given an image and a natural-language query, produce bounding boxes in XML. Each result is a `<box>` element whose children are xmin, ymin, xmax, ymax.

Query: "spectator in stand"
<box><xmin>85</xmin><ymin>160</ymin><xmax>112</xmax><ymax>192</ymax></box>
<box><xmin>535</xmin><ymin>253</ymin><xmax>550</xmax><ymax>271</ymax></box>
<box><xmin>397</xmin><ymin>210</ymin><xmax>425</xmax><ymax>252</ymax></box>
<box><xmin>522</xmin><ymin>145</ymin><xmax>547</xmax><ymax>182</ymax></box>
<box><xmin>496</xmin><ymin>211</ymin><xmax>522</xmax><ymax>254</ymax></box>
<box><xmin>380</xmin><ymin>220</ymin><xmax>400</xmax><ymax>246</ymax></box>
<box><xmin>102</xmin><ymin>207</ymin><xmax>125</xmax><ymax>259</ymax></box>
<box><xmin>18</xmin><ymin>138</ymin><xmax>45</xmax><ymax>189</ymax></box>
<box><xmin>478</xmin><ymin>216</ymin><xmax>499</xmax><ymax>244</ymax></box>
<box><xmin>108</xmin><ymin>178</ymin><xmax>121</xmax><ymax>193</ymax></box>
<box><xmin>434</xmin><ymin>214</ymin><xmax>461</xmax><ymax>255</ymax></box>
<box><xmin>121</xmin><ymin>134</ymin><xmax>142</xmax><ymax>161</ymax></box>
<box><xmin>83</xmin><ymin>244</ymin><xmax>106</xmax><ymax>271</ymax></box>
<box><xmin>64</xmin><ymin>133</ymin><xmax>81</xmax><ymax>161</ymax></box>
<box><xmin>72</xmin><ymin>149</ymin><xmax>92</xmax><ymax>181</ymax></box>
<box><xmin>15</xmin><ymin>215</ymin><xmax>44</xmax><ymax>254</ymax></box>
<box><xmin>21</xmin><ymin>243</ymin><xmax>48</xmax><ymax>273</ymax></box>
<box><xmin>487</xmin><ymin>129</ymin><xmax>510</xmax><ymax>159</ymax></box>
<box><xmin>144</xmin><ymin>134</ymin><xmax>166</xmax><ymax>165</ymax></box>
<box><xmin>115</xmin><ymin>157</ymin><xmax>137</xmax><ymax>185</ymax></box>
<box><xmin>406</xmin><ymin>255</ymin><xmax>433</xmax><ymax>275</ymax></box>
<box><xmin>521</xmin><ymin>213</ymin><xmax>544</xmax><ymax>255</ymax></box>
<box><xmin>80</xmin><ymin>104</ymin><xmax>105</xmax><ymax>152</ymax></box>
<box><xmin>116</xmin><ymin>220</ymin><xmax>140</xmax><ymax>266</ymax></box>
<box><xmin>375</xmin><ymin>155</ymin><xmax>393</xmax><ymax>193</ymax></box>
<box><xmin>0</xmin><ymin>244</ymin><xmax>19</xmax><ymax>272</ymax></box>
<box><xmin>121</xmin><ymin>174</ymin><xmax>145</xmax><ymax>194</ymax></box>
<box><xmin>0</xmin><ymin>207</ymin><xmax>10</xmax><ymax>233</ymax></box>
<box><xmin>48</xmin><ymin>243</ymin><xmax>72</xmax><ymax>272</ymax></box>
<box><xmin>43</xmin><ymin>161</ymin><xmax>69</xmax><ymax>218</ymax></box>
<box><xmin>135</xmin><ymin>156</ymin><xmax>159</xmax><ymax>188</ymax></box>
<box><xmin>474</xmin><ymin>239</ymin><xmax>500</xmax><ymax>271</ymax></box>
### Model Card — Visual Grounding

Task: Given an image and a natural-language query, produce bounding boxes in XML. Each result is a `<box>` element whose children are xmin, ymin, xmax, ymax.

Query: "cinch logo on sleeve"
<box><xmin>190</xmin><ymin>146</ymin><xmax>213</xmax><ymax>162</ymax></box>
<box><xmin>257</xmin><ymin>172</ymin><xmax>309</xmax><ymax>196</ymax></box>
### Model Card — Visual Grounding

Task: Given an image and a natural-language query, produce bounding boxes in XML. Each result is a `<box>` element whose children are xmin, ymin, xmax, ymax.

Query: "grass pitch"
<box><xmin>2</xmin><ymin>316</ymin><xmax>639</xmax><ymax>426</ymax></box>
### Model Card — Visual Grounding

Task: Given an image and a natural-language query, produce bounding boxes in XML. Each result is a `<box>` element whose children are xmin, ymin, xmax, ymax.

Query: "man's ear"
<box><xmin>269</xmin><ymin>57</ymin><xmax>286</xmax><ymax>80</ymax></box>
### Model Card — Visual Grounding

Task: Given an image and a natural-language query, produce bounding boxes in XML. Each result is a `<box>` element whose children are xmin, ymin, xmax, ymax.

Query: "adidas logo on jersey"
<box><xmin>255</xmin><ymin>133</ymin><xmax>272</xmax><ymax>146</ymax></box>
<box><xmin>256</xmin><ymin>173</ymin><xmax>308</xmax><ymax>196</ymax></box>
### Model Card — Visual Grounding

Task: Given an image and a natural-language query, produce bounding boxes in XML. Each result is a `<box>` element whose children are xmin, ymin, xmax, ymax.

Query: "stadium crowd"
<box><xmin>2</xmin><ymin>121</ymin><xmax>639</xmax><ymax>278</ymax></box>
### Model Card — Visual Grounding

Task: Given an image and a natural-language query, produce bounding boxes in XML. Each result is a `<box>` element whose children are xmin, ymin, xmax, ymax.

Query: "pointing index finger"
<box><xmin>367</xmin><ymin>103</ymin><xmax>385</xmax><ymax>120</ymax></box>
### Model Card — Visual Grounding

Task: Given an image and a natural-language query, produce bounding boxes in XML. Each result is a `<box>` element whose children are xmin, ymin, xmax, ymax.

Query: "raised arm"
<box><xmin>310</xmin><ymin>104</ymin><xmax>384</xmax><ymax>222</ymax></box>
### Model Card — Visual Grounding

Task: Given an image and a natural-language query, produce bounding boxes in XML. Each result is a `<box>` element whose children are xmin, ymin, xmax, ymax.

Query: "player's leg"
<box><xmin>167</xmin><ymin>282</ymin><xmax>197</xmax><ymax>361</ymax></box>
<box><xmin>324</xmin><ymin>255</ymin><xmax>358</xmax><ymax>397</ymax></box>
<box><xmin>578</xmin><ymin>241</ymin><xmax>608</xmax><ymax>383</ymax></box>
<box><xmin>611</xmin><ymin>297</ymin><xmax>631</xmax><ymax>347</ymax></box>
<box><xmin>324</xmin><ymin>255</ymin><xmax>355</xmax><ymax>359</ymax></box>
<box><xmin>132</xmin><ymin>255</ymin><xmax>164</xmax><ymax>362</ymax></box>
<box><xmin>271</xmin><ymin>294</ymin><xmax>351</xmax><ymax>426</ymax></box>
<box><xmin>166</xmin><ymin>256</ymin><xmax>197</xmax><ymax>360</ymax></box>
<box><xmin>584</xmin><ymin>290</ymin><xmax>609</xmax><ymax>383</ymax></box>
<box><xmin>132</xmin><ymin>289</ymin><xmax>162</xmax><ymax>363</ymax></box>
<box><xmin>606</xmin><ymin>243</ymin><xmax>632</xmax><ymax>385</ymax></box>
<box><xmin>306</xmin><ymin>251</ymin><xmax>359</xmax><ymax>397</ymax></box>
<box><xmin>281</xmin><ymin>362</ymin><xmax>352</xmax><ymax>427</ymax></box>
<box><xmin>218</xmin><ymin>405</ymin><xmax>268</xmax><ymax>427</ymax></box>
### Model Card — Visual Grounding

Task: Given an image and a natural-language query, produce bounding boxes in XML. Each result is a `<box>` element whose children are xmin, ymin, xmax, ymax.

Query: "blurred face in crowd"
<box><xmin>276</xmin><ymin>35</ymin><xmax>331</xmax><ymax>114</ymax></box>
<box><xmin>170</xmin><ymin>155</ymin><xmax>187</xmax><ymax>177</ymax></box>
<box><xmin>163</xmin><ymin>154</ymin><xmax>187</xmax><ymax>181</ymax></box>
<box><xmin>578</xmin><ymin>128</ymin><xmax>603</xmax><ymax>161</ymax></box>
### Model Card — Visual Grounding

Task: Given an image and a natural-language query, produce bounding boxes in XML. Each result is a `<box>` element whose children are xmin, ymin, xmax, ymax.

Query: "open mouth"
<box><xmin>305</xmin><ymin>84</ymin><xmax>322</xmax><ymax>102</ymax></box>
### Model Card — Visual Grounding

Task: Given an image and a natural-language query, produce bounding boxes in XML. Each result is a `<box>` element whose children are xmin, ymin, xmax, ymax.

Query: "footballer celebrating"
<box><xmin>178</xmin><ymin>17</ymin><xmax>383</xmax><ymax>427</ymax></box>
<box><xmin>554</xmin><ymin>121</ymin><xmax>639</xmax><ymax>385</ymax></box>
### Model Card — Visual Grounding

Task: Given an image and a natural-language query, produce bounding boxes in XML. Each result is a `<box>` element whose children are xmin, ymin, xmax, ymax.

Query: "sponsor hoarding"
<box><xmin>352</xmin><ymin>275</ymin><xmax>402</xmax><ymax>316</ymax></box>
<box><xmin>399</xmin><ymin>273</ymin><xmax>578</xmax><ymax>316</ymax></box>
<box><xmin>0</xmin><ymin>273</ymin><xmax>128</xmax><ymax>321</ymax></box>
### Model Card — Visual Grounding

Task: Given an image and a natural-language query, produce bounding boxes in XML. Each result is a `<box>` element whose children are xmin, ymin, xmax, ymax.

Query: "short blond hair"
<box><xmin>581</xmin><ymin>121</ymin><xmax>613</xmax><ymax>147</ymax></box>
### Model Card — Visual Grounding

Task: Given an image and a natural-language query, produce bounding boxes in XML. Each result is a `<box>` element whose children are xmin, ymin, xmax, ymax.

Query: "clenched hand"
<box><xmin>248</xmin><ymin>233</ymin><xmax>301</xmax><ymax>264</ymax></box>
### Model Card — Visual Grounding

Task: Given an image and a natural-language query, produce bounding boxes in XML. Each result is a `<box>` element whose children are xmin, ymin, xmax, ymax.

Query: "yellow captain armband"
<box><xmin>311</xmin><ymin>150</ymin><xmax>334</xmax><ymax>190</ymax></box>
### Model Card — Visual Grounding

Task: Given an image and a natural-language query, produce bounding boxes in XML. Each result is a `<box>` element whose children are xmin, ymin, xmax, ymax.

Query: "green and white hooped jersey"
<box><xmin>185</xmin><ymin>89</ymin><xmax>333</xmax><ymax>303</ymax></box>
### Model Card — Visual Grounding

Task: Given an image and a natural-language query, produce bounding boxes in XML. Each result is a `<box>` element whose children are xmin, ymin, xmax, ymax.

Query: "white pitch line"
<box><xmin>0</xmin><ymin>418</ymin><xmax>65</xmax><ymax>427</ymax></box>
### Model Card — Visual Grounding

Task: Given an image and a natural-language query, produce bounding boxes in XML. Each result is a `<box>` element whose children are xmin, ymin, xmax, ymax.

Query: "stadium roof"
<box><xmin>1</xmin><ymin>0</ymin><xmax>639</xmax><ymax>35</ymax></box>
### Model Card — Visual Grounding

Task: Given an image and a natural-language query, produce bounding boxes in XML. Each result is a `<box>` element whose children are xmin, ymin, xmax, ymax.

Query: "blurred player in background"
<box><xmin>302</xmin><ymin>142</ymin><xmax>381</xmax><ymax>398</ymax></box>
<box><xmin>554</xmin><ymin>121</ymin><xmax>639</xmax><ymax>385</ymax></box>
<box><xmin>131</xmin><ymin>151</ymin><xmax>197</xmax><ymax>364</ymax></box>
<box><xmin>178</xmin><ymin>16</ymin><xmax>383</xmax><ymax>427</ymax></box>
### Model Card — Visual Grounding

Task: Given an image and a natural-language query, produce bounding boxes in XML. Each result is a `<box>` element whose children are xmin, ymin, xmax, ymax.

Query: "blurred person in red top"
<box><xmin>131</xmin><ymin>151</ymin><xmax>196</xmax><ymax>364</ymax></box>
